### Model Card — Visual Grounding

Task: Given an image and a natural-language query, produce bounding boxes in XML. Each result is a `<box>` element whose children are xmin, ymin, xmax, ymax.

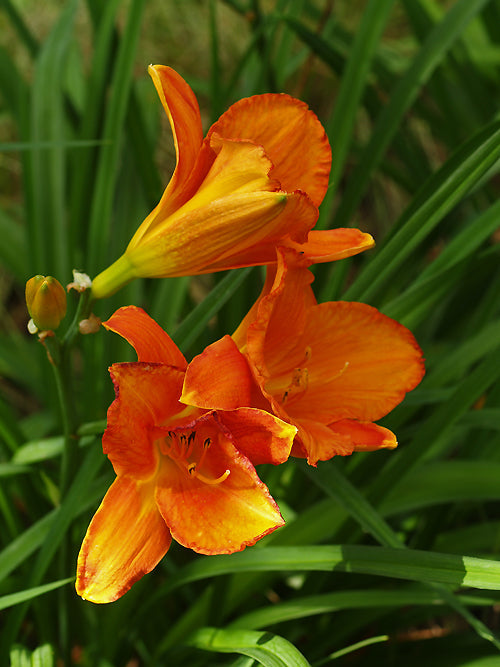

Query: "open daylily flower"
<box><xmin>76</xmin><ymin>306</ymin><xmax>295</xmax><ymax>603</ymax></box>
<box><xmin>231</xmin><ymin>249</ymin><xmax>425</xmax><ymax>466</ymax></box>
<box><xmin>91</xmin><ymin>65</ymin><xmax>373</xmax><ymax>298</ymax></box>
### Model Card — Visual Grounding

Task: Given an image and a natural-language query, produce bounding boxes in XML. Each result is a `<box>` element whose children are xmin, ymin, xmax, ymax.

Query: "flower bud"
<box><xmin>25</xmin><ymin>275</ymin><xmax>67</xmax><ymax>331</ymax></box>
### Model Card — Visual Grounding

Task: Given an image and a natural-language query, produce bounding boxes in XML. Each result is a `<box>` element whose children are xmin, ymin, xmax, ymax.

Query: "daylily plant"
<box><xmin>232</xmin><ymin>248</ymin><xmax>426</xmax><ymax>466</ymax></box>
<box><xmin>76</xmin><ymin>306</ymin><xmax>296</xmax><ymax>603</ymax></box>
<box><xmin>91</xmin><ymin>65</ymin><xmax>374</xmax><ymax>298</ymax></box>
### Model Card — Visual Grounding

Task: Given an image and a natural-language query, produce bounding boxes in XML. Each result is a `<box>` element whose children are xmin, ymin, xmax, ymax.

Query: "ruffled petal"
<box><xmin>328</xmin><ymin>419</ymin><xmax>398</xmax><ymax>451</ymax></box>
<box><xmin>155</xmin><ymin>416</ymin><xmax>284</xmax><ymax>554</ymax></box>
<box><xmin>208</xmin><ymin>93</ymin><xmax>331</xmax><ymax>207</ymax></box>
<box><xmin>104</xmin><ymin>306</ymin><xmax>186</xmax><ymax>369</ymax></box>
<box><xmin>105</xmin><ymin>363</ymin><xmax>186</xmax><ymax>478</ymax></box>
<box><xmin>76</xmin><ymin>476</ymin><xmax>172</xmax><ymax>604</ymax></box>
<box><xmin>215</xmin><ymin>407</ymin><xmax>296</xmax><ymax>465</ymax></box>
<box><xmin>182</xmin><ymin>336</ymin><xmax>253</xmax><ymax>410</ymax></box>
<box><xmin>283</xmin><ymin>228</ymin><xmax>375</xmax><ymax>263</ymax></box>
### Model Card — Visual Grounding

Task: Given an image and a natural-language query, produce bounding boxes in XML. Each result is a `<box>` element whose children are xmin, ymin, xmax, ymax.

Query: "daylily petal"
<box><xmin>141</xmin><ymin>65</ymin><xmax>204</xmax><ymax>227</ymax></box>
<box><xmin>182</xmin><ymin>336</ymin><xmax>253</xmax><ymax>410</ymax></box>
<box><xmin>246</xmin><ymin>250</ymin><xmax>315</xmax><ymax>381</ymax></box>
<box><xmin>76</xmin><ymin>476</ymin><xmax>172</xmax><ymax>604</ymax></box>
<box><xmin>283</xmin><ymin>228</ymin><xmax>375</xmax><ymax>263</ymax></box>
<box><xmin>124</xmin><ymin>134</ymin><xmax>318</xmax><ymax>278</ymax></box>
<box><xmin>105</xmin><ymin>362</ymin><xmax>186</xmax><ymax>478</ymax></box>
<box><xmin>292</xmin><ymin>418</ymin><xmax>356</xmax><ymax>465</ymax></box>
<box><xmin>290</xmin><ymin>301</ymin><xmax>425</xmax><ymax>424</ymax></box>
<box><xmin>127</xmin><ymin>189</ymin><xmax>317</xmax><ymax>278</ymax></box>
<box><xmin>328</xmin><ymin>419</ymin><xmax>398</xmax><ymax>451</ymax></box>
<box><xmin>155</xmin><ymin>416</ymin><xmax>284</xmax><ymax>554</ymax></box>
<box><xmin>208</xmin><ymin>93</ymin><xmax>331</xmax><ymax>207</ymax></box>
<box><xmin>104</xmin><ymin>306</ymin><xmax>187</xmax><ymax>368</ymax></box>
<box><xmin>215</xmin><ymin>407</ymin><xmax>296</xmax><ymax>465</ymax></box>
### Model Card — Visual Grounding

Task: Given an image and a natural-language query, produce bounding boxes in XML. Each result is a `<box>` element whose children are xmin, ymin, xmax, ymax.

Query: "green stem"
<box><xmin>42</xmin><ymin>288</ymin><xmax>94</xmax><ymax>664</ymax></box>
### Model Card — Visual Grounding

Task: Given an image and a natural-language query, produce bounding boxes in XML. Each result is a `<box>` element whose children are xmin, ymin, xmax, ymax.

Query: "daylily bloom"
<box><xmin>76</xmin><ymin>306</ymin><xmax>295</xmax><ymax>603</ymax></box>
<box><xmin>231</xmin><ymin>248</ymin><xmax>425</xmax><ymax>466</ymax></box>
<box><xmin>91</xmin><ymin>65</ymin><xmax>374</xmax><ymax>298</ymax></box>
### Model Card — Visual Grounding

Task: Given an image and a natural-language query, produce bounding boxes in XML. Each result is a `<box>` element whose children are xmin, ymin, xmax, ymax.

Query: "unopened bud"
<box><xmin>25</xmin><ymin>275</ymin><xmax>67</xmax><ymax>331</ymax></box>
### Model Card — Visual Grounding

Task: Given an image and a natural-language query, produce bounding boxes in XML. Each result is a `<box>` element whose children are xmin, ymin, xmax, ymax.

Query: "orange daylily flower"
<box><xmin>76</xmin><ymin>306</ymin><xmax>296</xmax><ymax>603</ymax></box>
<box><xmin>229</xmin><ymin>248</ymin><xmax>425</xmax><ymax>466</ymax></box>
<box><xmin>91</xmin><ymin>65</ymin><xmax>373</xmax><ymax>298</ymax></box>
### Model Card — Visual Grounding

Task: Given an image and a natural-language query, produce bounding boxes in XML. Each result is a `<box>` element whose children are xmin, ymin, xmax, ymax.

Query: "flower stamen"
<box><xmin>159</xmin><ymin>431</ymin><xmax>229</xmax><ymax>485</ymax></box>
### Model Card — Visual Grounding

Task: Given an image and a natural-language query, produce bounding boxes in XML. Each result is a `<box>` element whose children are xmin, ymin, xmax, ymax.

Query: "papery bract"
<box><xmin>230</xmin><ymin>249</ymin><xmax>425</xmax><ymax>466</ymax></box>
<box><xmin>76</xmin><ymin>306</ymin><xmax>295</xmax><ymax>603</ymax></box>
<box><xmin>91</xmin><ymin>65</ymin><xmax>373</xmax><ymax>298</ymax></box>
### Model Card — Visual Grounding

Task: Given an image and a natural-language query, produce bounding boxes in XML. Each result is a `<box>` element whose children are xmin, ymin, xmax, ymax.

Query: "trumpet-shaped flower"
<box><xmin>76</xmin><ymin>306</ymin><xmax>296</xmax><ymax>603</ymax></box>
<box><xmin>91</xmin><ymin>65</ymin><xmax>374</xmax><ymax>298</ymax></box>
<box><xmin>228</xmin><ymin>249</ymin><xmax>425</xmax><ymax>466</ymax></box>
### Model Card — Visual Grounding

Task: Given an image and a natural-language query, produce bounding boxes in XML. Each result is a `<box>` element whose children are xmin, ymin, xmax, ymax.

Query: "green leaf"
<box><xmin>173</xmin><ymin>267</ymin><xmax>254</xmax><ymax>353</ymax></box>
<box><xmin>343</xmin><ymin>118</ymin><xmax>500</xmax><ymax>303</ymax></box>
<box><xmin>0</xmin><ymin>578</ymin><xmax>73</xmax><ymax>612</ymax></box>
<box><xmin>185</xmin><ymin>627</ymin><xmax>311</xmax><ymax>667</ymax></box>
<box><xmin>167</xmin><ymin>545</ymin><xmax>500</xmax><ymax>592</ymax></box>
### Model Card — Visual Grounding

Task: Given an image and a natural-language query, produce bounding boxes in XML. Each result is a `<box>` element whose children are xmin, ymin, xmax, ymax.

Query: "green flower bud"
<box><xmin>25</xmin><ymin>275</ymin><xmax>67</xmax><ymax>331</ymax></box>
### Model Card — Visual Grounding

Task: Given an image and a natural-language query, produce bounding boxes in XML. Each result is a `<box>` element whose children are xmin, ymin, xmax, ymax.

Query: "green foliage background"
<box><xmin>1</xmin><ymin>0</ymin><xmax>500</xmax><ymax>665</ymax></box>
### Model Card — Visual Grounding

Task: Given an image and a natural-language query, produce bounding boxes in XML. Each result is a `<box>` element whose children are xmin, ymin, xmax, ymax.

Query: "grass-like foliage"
<box><xmin>1</xmin><ymin>0</ymin><xmax>500</xmax><ymax>665</ymax></box>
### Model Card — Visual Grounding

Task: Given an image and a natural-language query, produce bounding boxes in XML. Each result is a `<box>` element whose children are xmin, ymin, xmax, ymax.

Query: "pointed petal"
<box><xmin>182</xmin><ymin>336</ymin><xmax>253</xmax><ymax>410</ymax></box>
<box><xmin>291</xmin><ymin>301</ymin><xmax>425</xmax><ymax>424</ymax></box>
<box><xmin>104</xmin><ymin>306</ymin><xmax>186</xmax><ymax>368</ymax></box>
<box><xmin>155</xmin><ymin>421</ymin><xmax>284</xmax><ymax>554</ymax></box>
<box><xmin>216</xmin><ymin>407</ymin><xmax>295</xmax><ymax>465</ymax></box>
<box><xmin>284</xmin><ymin>228</ymin><xmax>375</xmax><ymax>263</ymax></box>
<box><xmin>105</xmin><ymin>363</ymin><xmax>186</xmax><ymax>478</ymax></box>
<box><xmin>246</xmin><ymin>249</ymin><xmax>316</xmax><ymax>383</ymax></box>
<box><xmin>145</xmin><ymin>65</ymin><xmax>203</xmax><ymax>218</ymax></box>
<box><xmin>76</xmin><ymin>476</ymin><xmax>172</xmax><ymax>603</ymax></box>
<box><xmin>208</xmin><ymin>93</ymin><xmax>331</xmax><ymax>207</ymax></box>
<box><xmin>329</xmin><ymin>419</ymin><xmax>398</xmax><ymax>451</ymax></box>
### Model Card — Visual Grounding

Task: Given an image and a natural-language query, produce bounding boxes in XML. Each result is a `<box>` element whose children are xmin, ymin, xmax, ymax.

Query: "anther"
<box><xmin>203</xmin><ymin>438</ymin><xmax>211</xmax><ymax>448</ymax></box>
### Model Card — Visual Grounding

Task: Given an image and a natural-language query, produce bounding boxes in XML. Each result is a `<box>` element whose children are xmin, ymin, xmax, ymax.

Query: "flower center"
<box><xmin>158</xmin><ymin>430</ymin><xmax>230</xmax><ymax>485</ymax></box>
<box><xmin>268</xmin><ymin>345</ymin><xmax>312</xmax><ymax>406</ymax></box>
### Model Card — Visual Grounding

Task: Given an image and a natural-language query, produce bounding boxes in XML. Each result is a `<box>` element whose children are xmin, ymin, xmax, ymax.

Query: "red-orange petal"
<box><xmin>207</xmin><ymin>93</ymin><xmax>331</xmax><ymax>207</ymax></box>
<box><xmin>283</xmin><ymin>228</ymin><xmax>375</xmax><ymax>263</ymax></box>
<box><xmin>292</xmin><ymin>418</ymin><xmax>356</xmax><ymax>466</ymax></box>
<box><xmin>245</xmin><ymin>249</ymin><xmax>316</xmax><ymax>384</ymax></box>
<box><xmin>328</xmin><ymin>419</ymin><xmax>398</xmax><ymax>451</ymax></box>
<box><xmin>155</xmin><ymin>418</ymin><xmax>284</xmax><ymax>554</ymax></box>
<box><xmin>215</xmin><ymin>407</ymin><xmax>296</xmax><ymax>465</ymax></box>
<box><xmin>182</xmin><ymin>336</ymin><xmax>253</xmax><ymax>410</ymax></box>
<box><xmin>104</xmin><ymin>306</ymin><xmax>186</xmax><ymax>369</ymax></box>
<box><xmin>76</xmin><ymin>476</ymin><xmax>172</xmax><ymax>604</ymax></box>
<box><xmin>105</xmin><ymin>363</ymin><xmax>186</xmax><ymax>478</ymax></box>
<box><xmin>291</xmin><ymin>301</ymin><xmax>425</xmax><ymax>424</ymax></box>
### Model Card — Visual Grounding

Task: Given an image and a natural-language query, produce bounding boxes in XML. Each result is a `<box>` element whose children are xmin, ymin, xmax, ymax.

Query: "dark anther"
<box><xmin>203</xmin><ymin>438</ymin><xmax>211</xmax><ymax>448</ymax></box>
